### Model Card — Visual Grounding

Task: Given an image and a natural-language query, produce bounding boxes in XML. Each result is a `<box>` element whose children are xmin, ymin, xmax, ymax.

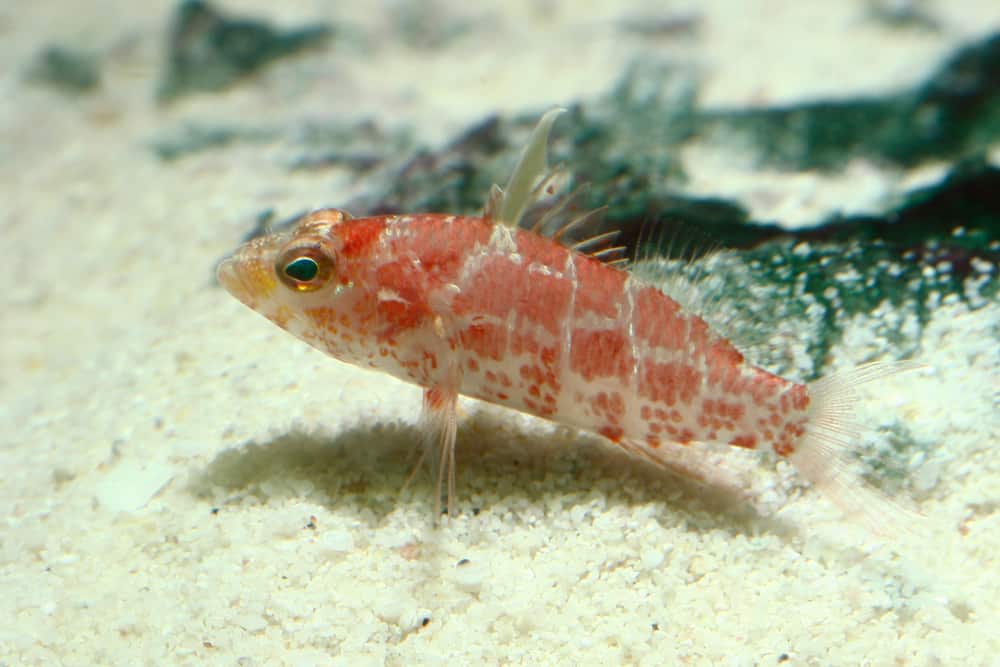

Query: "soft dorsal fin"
<box><xmin>483</xmin><ymin>108</ymin><xmax>626</xmax><ymax>266</ymax></box>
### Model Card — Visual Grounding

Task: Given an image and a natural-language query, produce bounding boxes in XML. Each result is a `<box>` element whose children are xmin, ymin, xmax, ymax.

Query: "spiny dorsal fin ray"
<box><xmin>482</xmin><ymin>183</ymin><xmax>504</xmax><ymax>223</ymax></box>
<box><xmin>486</xmin><ymin>107</ymin><xmax>565</xmax><ymax>228</ymax></box>
<box><xmin>571</xmin><ymin>229</ymin><xmax>619</xmax><ymax>253</ymax></box>
<box><xmin>483</xmin><ymin>108</ymin><xmax>625</xmax><ymax>266</ymax></box>
<box><xmin>529</xmin><ymin>170</ymin><xmax>580</xmax><ymax>234</ymax></box>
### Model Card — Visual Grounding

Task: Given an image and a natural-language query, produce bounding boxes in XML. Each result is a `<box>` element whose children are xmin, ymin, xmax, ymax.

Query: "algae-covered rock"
<box><xmin>360</xmin><ymin>32</ymin><xmax>1000</xmax><ymax>222</ymax></box>
<box><xmin>157</xmin><ymin>0</ymin><xmax>331</xmax><ymax>102</ymax></box>
<box><xmin>26</xmin><ymin>46</ymin><xmax>100</xmax><ymax>94</ymax></box>
<box><xmin>697</xmin><ymin>32</ymin><xmax>1000</xmax><ymax>170</ymax></box>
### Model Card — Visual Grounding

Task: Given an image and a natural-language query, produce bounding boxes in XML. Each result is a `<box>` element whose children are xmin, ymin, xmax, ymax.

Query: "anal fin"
<box><xmin>618</xmin><ymin>439</ymin><xmax>751</xmax><ymax>505</ymax></box>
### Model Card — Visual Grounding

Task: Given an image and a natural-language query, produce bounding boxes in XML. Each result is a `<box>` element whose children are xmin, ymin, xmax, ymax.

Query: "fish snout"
<box><xmin>217</xmin><ymin>255</ymin><xmax>259</xmax><ymax>308</ymax></box>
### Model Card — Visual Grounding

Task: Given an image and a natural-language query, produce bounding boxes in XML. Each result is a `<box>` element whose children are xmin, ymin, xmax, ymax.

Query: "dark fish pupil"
<box><xmin>285</xmin><ymin>257</ymin><xmax>319</xmax><ymax>281</ymax></box>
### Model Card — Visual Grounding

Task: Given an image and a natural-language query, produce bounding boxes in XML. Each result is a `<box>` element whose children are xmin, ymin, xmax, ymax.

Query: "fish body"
<box><xmin>220</xmin><ymin>209</ymin><xmax>806</xmax><ymax>458</ymax></box>
<box><xmin>218</xmin><ymin>110</ymin><xmax>914</xmax><ymax>529</ymax></box>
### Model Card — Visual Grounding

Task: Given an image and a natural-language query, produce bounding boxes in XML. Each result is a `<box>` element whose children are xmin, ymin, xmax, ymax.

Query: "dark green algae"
<box><xmin>26</xmin><ymin>46</ymin><xmax>101</xmax><ymax>94</ymax></box>
<box><xmin>157</xmin><ymin>0</ymin><xmax>332</xmax><ymax>103</ymax></box>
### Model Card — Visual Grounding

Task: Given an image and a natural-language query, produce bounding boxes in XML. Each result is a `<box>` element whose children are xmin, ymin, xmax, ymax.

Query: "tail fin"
<box><xmin>787</xmin><ymin>360</ymin><xmax>926</xmax><ymax>537</ymax></box>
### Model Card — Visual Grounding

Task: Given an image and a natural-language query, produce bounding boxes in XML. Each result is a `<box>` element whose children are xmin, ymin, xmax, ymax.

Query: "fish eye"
<box><xmin>276</xmin><ymin>244</ymin><xmax>334</xmax><ymax>292</ymax></box>
<box><xmin>285</xmin><ymin>257</ymin><xmax>318</xmax><ymax>281</ymax></box>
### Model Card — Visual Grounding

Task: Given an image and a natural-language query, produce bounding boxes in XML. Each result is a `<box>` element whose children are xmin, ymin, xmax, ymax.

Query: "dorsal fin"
<box><xmin>484</xmin><ymin>107</ymin><xmax>565</xmax><ymax>228</ymax></box>
<box><xmin>482</xmin><ymin>108</ymin><xmax>625</xmax><ymax>266</ymax></box>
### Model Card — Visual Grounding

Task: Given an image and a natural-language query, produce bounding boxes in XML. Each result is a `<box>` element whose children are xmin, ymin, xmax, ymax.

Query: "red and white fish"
<box><xmin>218</xmin><ymin>109</ymin><xmax>916</xmax><ymax>530</ymax></box>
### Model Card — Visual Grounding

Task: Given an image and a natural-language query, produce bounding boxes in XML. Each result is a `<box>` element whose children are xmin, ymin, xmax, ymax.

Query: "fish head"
<box><xmin>217</xmin><ymin>208</ymin><xmax>370</xmax><ymax>350</ymax></box>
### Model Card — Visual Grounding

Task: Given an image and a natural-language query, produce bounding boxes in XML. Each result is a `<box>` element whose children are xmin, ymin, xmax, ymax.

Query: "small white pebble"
<box><xmin>450</xmin><ymin>559</ymin><xmax>487</xmax><ymax>593</ymax></box>
<box><xmin>640</xmin><ymin>547</ymin><xmax>664</xmax><ymax>570</ymax></box>
<box><xmin>569</xmin><ymin>504</ymin><xmax>589</xmax><ymax>526</ymax></box>
<box><xmin>319</xmin><ymin>530</ymin><xmax>355</xmax><ymax>554</ymax></box>
<box><xmin>912</xmin><ymin>459</ymin><xmax>942</xmax><ymax>493</ymax></box>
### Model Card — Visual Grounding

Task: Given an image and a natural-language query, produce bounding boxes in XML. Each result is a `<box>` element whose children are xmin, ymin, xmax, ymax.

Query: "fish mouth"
<box><xmin>217</xmin><ymin>248</ymin><xmax>279</xmax><ymax>309</ymax></box>
<box><xmin>217</xmin><ymin>255</ymin><xmax>252</xmax><ymax>306</ymax></box>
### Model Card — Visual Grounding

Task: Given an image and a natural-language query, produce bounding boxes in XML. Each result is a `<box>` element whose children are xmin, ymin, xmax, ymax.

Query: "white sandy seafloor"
<box><xmin>2</xmin><ymin>1</ymin><xmax>999</xmax><ymax>665</ymax></box>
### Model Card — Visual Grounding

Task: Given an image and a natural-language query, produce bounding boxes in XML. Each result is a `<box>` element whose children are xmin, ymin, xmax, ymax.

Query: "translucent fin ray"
<box><xmin>420</xmin><ymin>386</ymin><xmax>460</xmax><ymax>520</ymax></box>
<box><xmin>570</xmin><ymin>230</ymin><xmax>620</xmax><ymax>253</ymax></box>
<box><xmin>788</xmin><ymin>360</ymin><xmax>928</xmax><ymax>538</ymax></box>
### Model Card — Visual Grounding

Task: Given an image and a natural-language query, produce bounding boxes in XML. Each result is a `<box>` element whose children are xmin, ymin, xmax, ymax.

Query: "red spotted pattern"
<box><xmin>252</xmin><ymin>210</ymin><xmax>812</xmax><ymax>467</ymax></box>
